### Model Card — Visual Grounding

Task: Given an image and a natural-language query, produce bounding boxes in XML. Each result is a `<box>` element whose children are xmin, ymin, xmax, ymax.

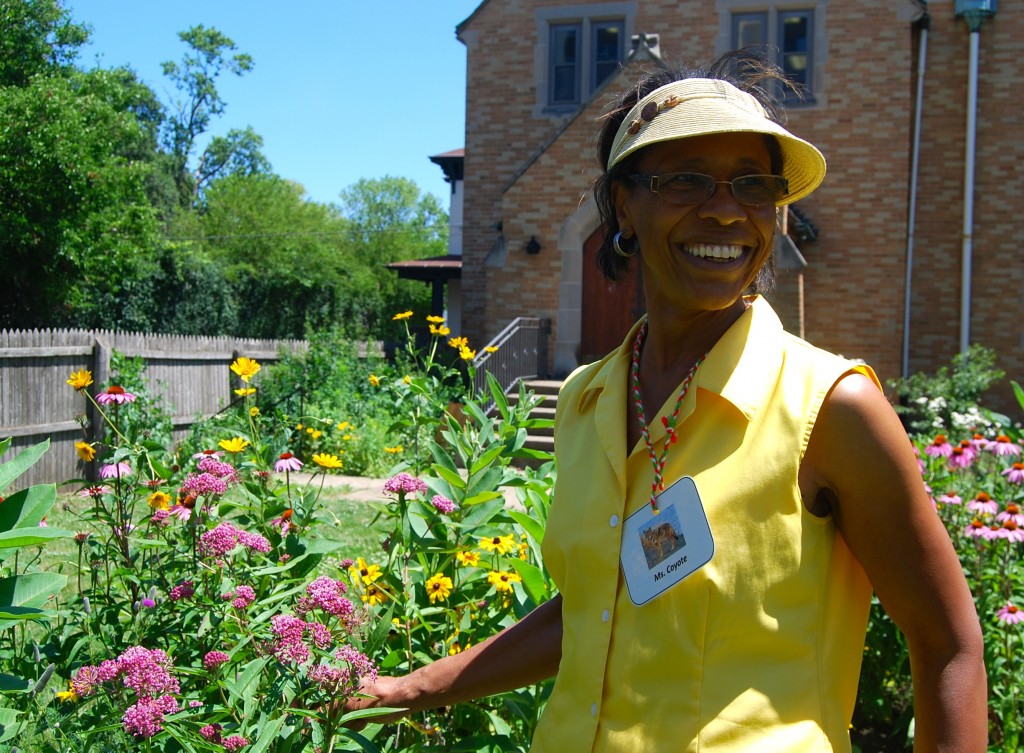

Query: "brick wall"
<box><xmin>458</xmin><ymin>0</ymin><xmax>1022</xmax><ymax>413</ymax></box>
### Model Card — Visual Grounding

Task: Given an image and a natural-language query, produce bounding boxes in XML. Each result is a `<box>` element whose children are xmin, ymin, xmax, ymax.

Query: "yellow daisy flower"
<box><xmin>310</xmin><ymin>429</ymin><xmax>322</xmax><ymax>439</ymax></box>
<box><xmin>66</xmin><ymin>370</ymin><xmax>93</xmax><ymax>391</ymax></box>
<box><xmin>429</xmin><ymin>324</ymin><xmax>451</xmax><ymax>336</ymax></box>
<box><xmin>312</xmin><ymin>453</ymin><xmax>343</xmax><ymax>469</ymax></box>
<box><xmin>392</xmin><ymin>310</ymin><xmax>414</xmax><ymax>321</ymax></box>
<box><xmin>361</xmin><ymin>585</ymin><xmax>387</xmax><ymax>606</ymax></box>
<box><xmin>456</xmin><ymin>550</ymin><xmax>481</xmax><ymax>567</ymax></box>
<box><xmin>234</xmin><ymin>387</ymin><xmax>256</xmax><ymax>397</ymax></box>
<box><xmin>448</xmin><ymin>336</ymin><xmax>468</xmax><ymax>349</ymax></box>
<box><xmin>425</xmin><ymin>573</ymin><xmax>454</xmax><ymax>603</ymax></box>
<box><xmin>484</xmin><ymin>345</ymin><xmax>499</xmax><ymax>353</ymax></box>
<box><xmin>479</xmin><ymin>534</ymin><xmax>516</xmax><ymax>555</ymax></box>
<box><xmin>369</xmin><ymin>374</ymin><xmax>381</xmax><ymax>387</ymax></box>
<box><xmin>218</xmin><ymin>437</ymin><xmax>250</xmax><ymax>453</ymax></box>
<box><xmin>487</xmin><ymin>570</ymin><xmax>522</xmax><ymax>593</ymax></box>
<box><xmin>458</xmin><ymin>345</ymin><xmax>477</xmax><ymax>361</ymax></box>
<box><xmin>384</xmin><ymin>445</ymin><xmax>404</xmax><ymax>454</ymax></box>
<box><xmin>336</xmin><ymin>421</ymin><xmax>350</xmax><ymax>431</ymax></box>
<box><xmin>147</xmin><ymin>491</ymin><xmax>171</xmax><ymax>510</ymax></box>
<box><xmin>56</xmin><ymin>680</ymin><xmax>78</xmax><ymax>703</ymax></box>
<box><xmin>351</xmin><ymin>557</ymin><xmax>383</xmax><ymax>585</ymax></box>
<box><xmin>426</xmin><ymin>315</ymin><xmax>445</xmax><ymax>324</ymax></box>
<box><xmin>249</xmin><ymin>407</ymin><xmax>260</xmax><ymax>417</ymax></box>
<box><xmin>402</xmin><ymin>375</ymin><xmax>411</xmax><ymax>385</ymax></box>
<box><xmin>230</xmin><ymin>356</ymin><xmax>261</xmax><ymax>383</ymax></box>
<box><xmin>74</xmin><ymin>441</ymin><xmax>95</xmax><ymax>462</ymax></box>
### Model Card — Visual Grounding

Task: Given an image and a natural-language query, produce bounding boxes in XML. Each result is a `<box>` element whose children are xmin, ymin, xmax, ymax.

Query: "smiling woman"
<box><xmin>339</xmin><ymin>50</ymin><xmax>987</xmax><ymax>753</ymax></box>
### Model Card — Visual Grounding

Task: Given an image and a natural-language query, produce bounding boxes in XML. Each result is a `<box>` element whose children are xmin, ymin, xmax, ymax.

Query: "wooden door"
<box><xmin>580</xmin><ymin>225</ymin><xmax>645</xmax><ymax>363</ymax></box>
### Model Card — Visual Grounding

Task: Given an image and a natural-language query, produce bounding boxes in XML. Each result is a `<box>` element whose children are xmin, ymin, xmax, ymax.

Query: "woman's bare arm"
<box><xmin>346</xmin><ymin>594</ymin><xmax>563</xmax><ymax>721</ymax></box>
<box><xmin>804</xmin><ymin>374</ymin><xmax>987</xmax><ymax>753</ymax></box>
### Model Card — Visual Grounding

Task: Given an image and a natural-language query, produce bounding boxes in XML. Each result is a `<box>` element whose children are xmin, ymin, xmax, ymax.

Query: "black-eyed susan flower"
<box><xmin>361</xmin><ymin>585</ymin><xmax>387</xmax><ymax>606</ymax></box>
<box><xmin>456</xmin><ymin>550</ymin><xmax>480</xmax><ymax>567</ymax></box>
<box><xmin>487</xmin><ymin>570</ymin><xmax>522</xmax><ymax>593</ymax></box>
<box><xmin>350</xmin><ymin>557</ymin><xmax>382</xmax><ymax>585</ymax></box>
<box><xmin>425</xmin><ymin>573</ymin><xmax>453</xmax><ymax>603</ymax></box>
<box><xmin>147</xmin><ymin>491</ymin><xmax>171</xmax><ymax>511</ymax></box>
<box><xmin>230</xmin><ymin>357</ymin><xmax>261</xmax><ymax>383</ymax></box>
<box><xmin>384</xmin><ymin>445</ymin><xmax>404</xmax><ymax>454</ymax></box>
<box><xmin>479</xmin><ymin>534</ymin><xmax>516</xmax><ymax>555</ymax></box>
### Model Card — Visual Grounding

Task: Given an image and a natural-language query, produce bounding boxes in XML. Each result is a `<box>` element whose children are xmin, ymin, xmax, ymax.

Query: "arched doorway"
<box><xmin>580</xmin><ymin>225</ymin><xmax>645</xmax><ymax>363</ymax></box>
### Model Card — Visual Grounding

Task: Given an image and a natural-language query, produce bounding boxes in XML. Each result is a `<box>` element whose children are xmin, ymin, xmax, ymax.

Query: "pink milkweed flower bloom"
<box><xmin>990</xmin><ymin>435</ymin><xmax>1022</xmax><ymax>457</ymax></box>
<box><xmin>275</xmin><ymin>452</ymin><xmax>303</xmax><ymax>473</ymax></box>
<box><xmin>924</xmin><ymin>434</ymin><xmax>953</xmax><ymax>458</ymax></box>
<box><xmin>937</xmin><ymin>491</ymin><xmax>962</xmax><ymax>506</ymax></box>
<box><xmin>431</xmin><ymin>494</ymin><xmax>457</xmax><ymax>514</ymax></box>
<box><xmin>383</xmin><ymin>472</ymin><xmax>428</xmax><ymax>496</ymax></box>
<box><xmin>997</xmin><ymin>603</ymin><xmax>1024</xmax><ymax>625</ymax></box>
<box><xmin>99</xmin><ymin>462</ymin><xmax>133</xmax><ymax>479</ymax></box>
<box><xmin>95</xmin><ymin>385</ymin><xmax>137</xmax><ymax>406</ymax></box>
<box><xmin>1002</xmin><ymin>462</ymin><xmax>1024</xmax><ymax>484</ymax></box>
<box><xmin>967</xmin><ymin>492</ymin><xmax>999</xmax><ymax>515</ymax></box>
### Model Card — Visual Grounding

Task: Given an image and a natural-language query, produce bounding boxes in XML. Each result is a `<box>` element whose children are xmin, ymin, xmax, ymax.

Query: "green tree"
<box><xmin>0</xmin><ymin>0</ymin><xmax>89</xmax><ymax>87</ymax></box>
<box><xmin>160</xmin><ymin>25</ymin><xmax>267</xmax><ymax>207</ymax></box>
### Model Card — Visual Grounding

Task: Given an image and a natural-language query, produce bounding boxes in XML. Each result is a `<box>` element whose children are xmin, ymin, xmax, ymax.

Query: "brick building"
<box><xmin>447</xmin><ymin>0</ymin><xmax>1021</xmax><ymax>413</ymax></box>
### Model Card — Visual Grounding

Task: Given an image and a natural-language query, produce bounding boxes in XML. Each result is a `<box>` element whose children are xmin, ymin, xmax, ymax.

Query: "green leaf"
<box><xmin>0</xmin><ymin>572</ymin><xmax>67</xmax><ymax>611</ymax></box>
<box><xmin>509</xmin><ymin>559</ymin><xmax>547</xmax><ymax>604</ymax></box>
<box><xmin>432</xmin><ymin>464</ymin><xmax>466</xmax><ymax>490</ymax></box>
<box><xmin>337</xmin><ymin>727</ymin><xmax>386</xmax><ymax>753</ymax></box>
<box><xmin>0</xmin><ymin>706</ymin><xmax>23</xmax><ymax>743</ymax></box>
<box><xmin>246</xmin><ymin>714</ymin><xmax>285</xmax><ymax>753</ymax></box>
<box><xmin>0</xmin><ymin>439</ymin><xmax>10</xmax><ymax>457</ymax></box>
<box><xmin>1012</xmin><ymin>380</ymin><xmax>1024</xmax><ymax>412</ymax></box>
<box><xmin>128</xmin><ymin>537</ymin><xmax>169</xmax><ymax>549</ymax></box>
<box><xmin>0</xmin><ymin>606</ymin><xmax>47</xmax><ymax>621</ymax></box>
<box><xmin>508</xmin><ymin>510</ymin><xmax>545</xmax><ymax>546</ymax></box>
<box><xmin>0</xmin><ymin>439</ymin><xmax>49</xmax><ymax>493</ymax></box>
<box><xmin>0</xmin><ymin>483</ymin><xmax>56</xmax><ymax>532</ymax></box>
<box><xmin>225</xmin><ymin>657</ymin><xmax>269</xmax><ymax>705</ymax></box>
<box><xmin>0</xmin><ymin>675</ymin><xmax>31</xmax><ymax>694</ymax></box>
<box><xmin>0</xmin><ymin>527</ymin><xmax>75</xmax><ymax>549</ymax></box>
<box><xmin>469</xmin><ymin>445</ymin><xmax>505</xmax><ymax>476</ymax></box>
<box><xmin>462</xmin><ymin>490</ymin><xmax>504</xmax><ymax>507</ymax></box>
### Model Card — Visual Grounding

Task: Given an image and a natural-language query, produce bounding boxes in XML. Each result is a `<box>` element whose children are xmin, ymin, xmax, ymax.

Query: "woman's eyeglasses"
<box><xmin>627</xmin><ymin>172</ymin><xmax>789</xmax><ymax>207</ymax></box>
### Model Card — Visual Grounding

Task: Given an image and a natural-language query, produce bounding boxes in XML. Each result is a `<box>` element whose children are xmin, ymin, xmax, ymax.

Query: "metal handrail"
<box><xmin>470</xmin><ymin>317</ymin><xmax>550</xmax><ymax>408</ymax></box>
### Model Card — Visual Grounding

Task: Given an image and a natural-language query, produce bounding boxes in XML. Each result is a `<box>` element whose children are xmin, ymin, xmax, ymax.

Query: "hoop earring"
<box><xmin>612</xmin><ymin>231</ymin><xmax>637</xmax><ymax>258</ymax></box>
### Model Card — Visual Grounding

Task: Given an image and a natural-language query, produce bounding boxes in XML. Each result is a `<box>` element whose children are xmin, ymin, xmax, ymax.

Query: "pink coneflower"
<box><xmin>996</xmin><ymin>503</ymin><xmax>1024</xmax><ymax>526</ymax></box>
<box><xmin>937</xmin><ymin>491</ymin><xmax>962</xmax><ymax>506</ymax></box>
<box><xmin>192</xmin><ymin>449</ymin><xmax>224</xmax><ymax>460</ymax></box>
<box><xmin>167</xmin><ymin>496</ymin><xmax>196</xmax><ymax>522</ymax></box>
<box><xmin>997</xmin><ymin>520</ymin><xmax>1024</xmax><ymax>542</ymax></box>
<box><xmin>383</xmin><ymin>472</ymin><xmax>428</xmax><ymax>496</ymax></box>
<box><xmin>79</xmin><ymin>485</ymin><xmax>112</xmax><ymax>498</ymax></box>
<box><xmin>997</xmin><ymin>603</ymin><xmax>1024</xmax><ymax>625</ymax></box>
<box><xmin>99</xmin><ymin>462</ymin><xmax>132</xmax><ymax>479</ymax></box>
<box><xmin>141</xmin><ymin>479</ymin><xmax>162</xmax><ymax>489</ymax></box>
<box><xmin>925</xmin><ymin>434</ymin><xmax>953</xmax><ymax>458</ymax></box>
<box><xmin>967</xmin><ymin>492</ymin><xmax>999</xmax><ymax>515</ymax></box>
<box><xmin>983</xmin><ymin>524</ymin><xmax>1004</xmax><ymax>541</ymax></box>
<box><xmin>1002</xmin><ymin>462</ymin><xmax>1024</xmax><ymax>484</ymax></box>
<box><xmin>948</xmin><ymin>443</ymin><xmax>975</xmax><ymax>470</ymax></box>
<box><xmin>275</xmin><ymin>452</ymin><xmax>303</xmax><ymax>473</ymax></box>
<box><xmin>964</xmin><ymin>519</ymin><xmax>988</xmax><ymax>538</ymax></box>
<box><xmin>990</xmin><ymin>435</ymin><xmax>1022</xmax><ymax>457</ymax></box>
<box><xmin>971</xmin><ymin>433</ymin><xmax>991</xmax><ymax>450</ymax></box>
<box><xmin>95</xmin><ymin>385</ymin><xmax>137</xmax><ymax>406</ymax></box>
<box><xmin>269</xmin><ymin>509</ymin><xmax>293</xmax><ymax>535</ymax></box>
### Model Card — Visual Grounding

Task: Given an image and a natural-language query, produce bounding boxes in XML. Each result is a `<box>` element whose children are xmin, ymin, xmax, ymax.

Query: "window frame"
<box><xmin>549</xmin><ymin>22</ymin><xmax>582</xmax><ymax>107</ymax></box>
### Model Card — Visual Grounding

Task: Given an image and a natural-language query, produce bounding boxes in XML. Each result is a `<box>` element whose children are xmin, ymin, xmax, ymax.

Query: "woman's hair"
<box><xmin>593</xmin><ymin>49</ymin><xmax>795</xmax><ymax>286</ymax></box>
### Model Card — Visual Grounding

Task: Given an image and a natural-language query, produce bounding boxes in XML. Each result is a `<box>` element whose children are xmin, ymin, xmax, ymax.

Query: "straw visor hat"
<box><xmin>606</xmin><ymin>78</ymin><xmax>826</xmax><ymax>205</ymax></box>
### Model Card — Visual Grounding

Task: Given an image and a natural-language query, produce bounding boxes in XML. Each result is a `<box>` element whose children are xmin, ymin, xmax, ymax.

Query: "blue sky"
<box><xmin>72</xmin><ymin>1</ymin><xmax>483</xmax><ymax>206</ymax></box>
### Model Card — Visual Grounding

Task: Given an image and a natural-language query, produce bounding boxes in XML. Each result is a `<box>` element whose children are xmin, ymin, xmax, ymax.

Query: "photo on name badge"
<box><xmin>639</xmin><ymin>504</ymin><xmax>686</xmax><ymax>569</ymax></box>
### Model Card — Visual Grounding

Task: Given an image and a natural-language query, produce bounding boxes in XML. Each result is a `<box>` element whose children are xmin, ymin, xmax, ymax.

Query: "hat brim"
<box><xmin>607</xmin><ymin>79</ymin><xmax>826</xmax><ymax>205</ymax></box>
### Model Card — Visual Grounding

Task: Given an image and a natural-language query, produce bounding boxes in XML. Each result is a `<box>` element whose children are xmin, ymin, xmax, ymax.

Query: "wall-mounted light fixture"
<box><xmin>525</xmin><ymin>236</ymin><xmax>542</xmax><ymax>255</ymax></box>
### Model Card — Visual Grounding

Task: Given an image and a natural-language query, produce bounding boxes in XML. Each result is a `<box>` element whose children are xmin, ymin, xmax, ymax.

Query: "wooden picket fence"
<box><xmin>0</xmin><ymin>329</ymin><xmax>308</xmax><ymax>490</ymax></box>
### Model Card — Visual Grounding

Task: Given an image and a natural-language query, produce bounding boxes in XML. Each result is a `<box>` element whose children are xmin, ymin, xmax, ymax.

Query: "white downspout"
<box><xmin>902</xmin><ymin>7</ymin><xmax>929</xmax><ymax>378</ymax></box>
<box><xmin>960</xmin><ymin>27</ymin><xmax>980</xmax><ymax>354</ymax></box>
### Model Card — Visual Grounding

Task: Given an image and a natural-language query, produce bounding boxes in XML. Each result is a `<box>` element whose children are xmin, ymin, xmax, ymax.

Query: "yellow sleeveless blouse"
<box><xmin>533</xmin><ymin>297</ymin><xmax>878</xmax><ymax>753</ymax></box>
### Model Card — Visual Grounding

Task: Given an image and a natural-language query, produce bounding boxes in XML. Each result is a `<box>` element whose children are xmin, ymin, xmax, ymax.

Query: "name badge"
<box><xmin>619</xmin><ymin>476</ymin><xmax>714</xmax><ymax>606</ymax></box>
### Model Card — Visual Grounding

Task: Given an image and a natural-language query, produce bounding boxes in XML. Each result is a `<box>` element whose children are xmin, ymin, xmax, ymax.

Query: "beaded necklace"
<box><xmin>630</xmin><ymin>321</ymin><xmax>706</xmax><ymax>513</ymax></box>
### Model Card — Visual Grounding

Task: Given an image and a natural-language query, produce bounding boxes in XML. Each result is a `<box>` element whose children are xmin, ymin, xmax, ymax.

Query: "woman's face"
<box><xmin>612</xmin><ymin>132</ymin><xmax>777</xmax><ymax>318</ymax></box>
